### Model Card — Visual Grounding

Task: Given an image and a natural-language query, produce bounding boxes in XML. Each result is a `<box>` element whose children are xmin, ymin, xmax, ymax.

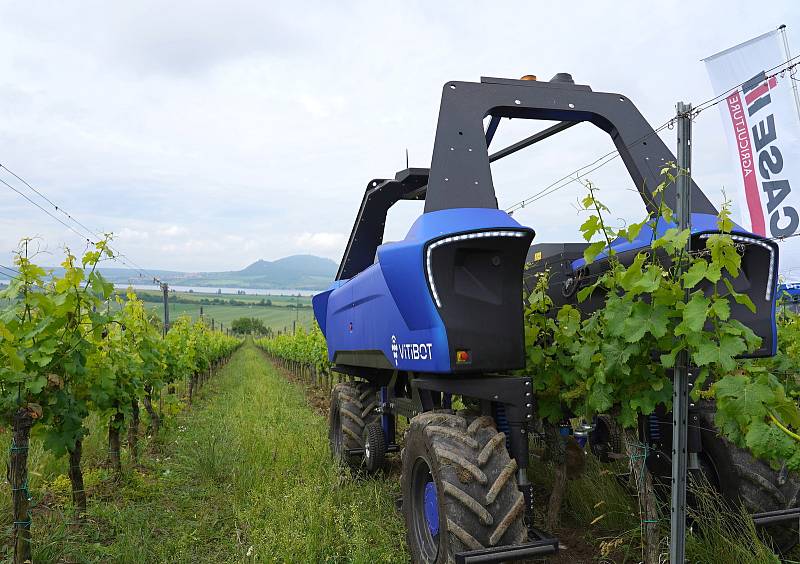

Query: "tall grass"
<box><xmin>685</xmin><ymin>477</ymin><xmax>781</xmax><ymax>564</ymax></box>
<box><xmin>544</xmin><ymin>452</ymin><xmax>644</xmax><ymax>562</ymax></box>
<box><xmin>530</xmin><ymin>443</ymin><xmax>788</xmax><ymax>563</ymax></box>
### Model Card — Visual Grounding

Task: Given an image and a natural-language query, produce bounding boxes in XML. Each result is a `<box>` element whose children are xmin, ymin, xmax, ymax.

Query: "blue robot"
<box><xmin>313</xmin><ymin>73</ymin><xmax>786</xmax><ymax>562</ymax></box>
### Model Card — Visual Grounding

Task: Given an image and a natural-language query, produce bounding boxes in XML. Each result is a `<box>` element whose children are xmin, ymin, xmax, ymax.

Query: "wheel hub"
<box><xmin>410</xmin><ymin>457</ymin><xmax>440</xmax><ymax>562</ymax></box>
<box><xmin>424</xmin><ymin>481</ymin><xmax>439</xmax><ymax>536</ymax></box>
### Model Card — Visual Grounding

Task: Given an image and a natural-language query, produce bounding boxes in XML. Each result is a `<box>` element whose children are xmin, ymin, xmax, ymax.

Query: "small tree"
<box><xmin>231</xmin><ymin>317</ymin><xmax>267</xmax><ymax>336</ymax></box>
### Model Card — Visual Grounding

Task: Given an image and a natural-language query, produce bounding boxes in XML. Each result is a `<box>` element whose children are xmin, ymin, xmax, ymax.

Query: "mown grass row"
<box><xmin>0</xmin><ymin>341</ymin><xmax>404</xmax><ymax>562</ymax></box>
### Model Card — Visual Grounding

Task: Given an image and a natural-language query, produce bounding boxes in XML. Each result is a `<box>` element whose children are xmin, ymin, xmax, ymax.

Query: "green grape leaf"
<box><xmin>624</xmin><ymin>301</ymin><xmax>669</xmax><ymax>342</ymax></box>
<box><xmin>683</xmin><ymin>261</ymin><xmax>708</xmax><ymax>289</ymax></box>
<box><xmin>557</xmin><ymin>306</ymin><xmax>581</xmax><ymax>337</ymax></box>
<box><xmin>580</xmin><ymin>215</ymin><xmax>602</xmax><ymax>242</ymax></box>
<box><xmin>745</xmin><ymin>420</ymin><xmax>795</xmax><ymax>462</ymax></box>
<box><xmin>710</xmin><ymin>298</ymin><xmax>731</xmax><ymax>321</ymax></box>
<box><xmin>674</xmin><ymin>292</ymin><xmax>710</xmax><ymax>336</ymax></box>
<box><xmin>713</xmin><ymin>374</ymin><xmax>773</xmax><ymax>425</ymax></box>
<box><xmin>660</xmin><ymin>346</ymin><xmax>681</xmax><ymax>368</ymax></box>
<box><xmin>583</xmin><ymin>241</ymin><xmax>608</xmax><ymax>265</ymax></box>
<box><xmin>587</xmin><ymin>382</ymin><xmax>613</xmax><ymax>413</ymax></box>
<box><xmin>27</xmin><ymin>374</ymin><xmax>47</xmax><ymax>394</ymax></box>
<box><xmin>603</xmin><ymin>298</ymin><xmax>633</xmax><ymax>337</ymax></box>
<box><xmin>694</xmin><ymin>334</ymin><xmax>746</xmax><ymax>371</ymax></box>
<box><xmin>721</xmin><ymin>278</ymin><xmax>757</xmax><ymax>313</ymax></box>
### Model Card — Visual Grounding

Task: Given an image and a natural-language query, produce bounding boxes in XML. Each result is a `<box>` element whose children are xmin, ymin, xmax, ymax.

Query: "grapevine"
<box><xmin>256</xmin><ymin>325</ymin><xmax>335</xmax><ymax>388</ymax></box>
<box><xmin>523</xmin><ymin>172</ymin><xmax>800</xmax><ymax>473</ymax></box>
<box><xmin>0</xmin><ymin>240</ymin><xmax>241</xmax><ymax>563</ymax></box>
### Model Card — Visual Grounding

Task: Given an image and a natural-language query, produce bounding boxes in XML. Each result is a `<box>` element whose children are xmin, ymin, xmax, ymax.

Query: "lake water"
<box><xmin>127</xmin><ymin>284</ymin><xmax>317</xmax><ymax>297</ymax></box>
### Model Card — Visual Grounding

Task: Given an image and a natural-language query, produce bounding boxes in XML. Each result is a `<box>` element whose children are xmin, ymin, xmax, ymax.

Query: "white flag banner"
<box><xmin>704</xmin><ymin>30</ymin><xmax>800</xmax><ymax>244</ymax></box>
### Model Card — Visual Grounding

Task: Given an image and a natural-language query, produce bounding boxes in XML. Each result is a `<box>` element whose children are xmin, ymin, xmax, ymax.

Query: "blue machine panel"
<box><xmin>313</xmin><ymin>208</ymin><xmax>531</xmax><ymax>373</ymax></box>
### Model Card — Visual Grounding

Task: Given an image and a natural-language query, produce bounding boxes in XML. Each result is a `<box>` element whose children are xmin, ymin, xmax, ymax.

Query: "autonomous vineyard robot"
<box><xmin>313</xmin><ymin>73</ymin><xmax>793</xmax><ymax>563</ymax></box>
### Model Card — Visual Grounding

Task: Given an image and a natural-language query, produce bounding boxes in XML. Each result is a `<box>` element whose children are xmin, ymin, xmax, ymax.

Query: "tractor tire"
<box><xmin>364</xmin><ymin>422</ymin><xmax>387</xmax><ymax>472</ymax></box>
<box><xmin>329</xmin><ymin>382</ymin><xmax>380</xmax><ymax>471</ymax></box>
<box><xmin>401</xmin><ymin>412</ymin><xmax>527</xmax><ymax>563</ymax></box>
<box><xmin>697</xmin><ymin>409</ymin><xmax>800</xmax><ymax>554</ymax></box>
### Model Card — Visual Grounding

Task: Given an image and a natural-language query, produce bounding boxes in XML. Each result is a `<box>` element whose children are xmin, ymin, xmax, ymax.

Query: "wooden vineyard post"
<box><xmin>10</xmin><ymin>408</ymin><xmax>34</xmax><ymax>564</ymax></box>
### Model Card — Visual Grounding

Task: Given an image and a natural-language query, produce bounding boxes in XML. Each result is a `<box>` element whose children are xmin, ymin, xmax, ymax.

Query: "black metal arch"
<box><xmin>336</xmin><ymin>76</ymin><xmax>719</xmax><ymax>282</ymax></box>
<box><xmin>336</xmin><ymin>168</ymin><xmax>429</xmax><ymax>280</ymax></box>
<box><xmin>423</xmin><ymin>76</ymin><xmax>717</xmax><ymax>216</ymax></box>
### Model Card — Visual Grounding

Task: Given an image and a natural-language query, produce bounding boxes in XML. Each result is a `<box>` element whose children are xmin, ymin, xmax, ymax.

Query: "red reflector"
<box><xmin>456</xmin><ymin>350</ymin><xmax>471</xmax><ymax>363</ymax></box>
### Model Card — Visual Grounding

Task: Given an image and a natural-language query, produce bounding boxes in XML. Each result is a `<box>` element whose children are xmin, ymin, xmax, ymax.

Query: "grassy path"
<box><xmin>26</xmin><ymin>341</ymin><xmax>406</xmax><ymax>563</ymax></box>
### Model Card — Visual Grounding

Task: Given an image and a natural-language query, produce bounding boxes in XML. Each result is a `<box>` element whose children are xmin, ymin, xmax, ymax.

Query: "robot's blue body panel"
<box><xmin>313</xmin><ymin>208</ymin><xmax>531</xmax><ymax>372</ymax></box>
<box><xmin>779</xmin><ymin>283</ymin><xmax>800</xmax><ymax>301</ymax></box>
<box><xmin>312</xmin><ymin>280</ymin><xmax>345</xmax><ymax>336</ymax></box>
<box><xmin>324</xmin><ymin>261</ymin><xmax>450</xmax><ymax>371</ymax></box>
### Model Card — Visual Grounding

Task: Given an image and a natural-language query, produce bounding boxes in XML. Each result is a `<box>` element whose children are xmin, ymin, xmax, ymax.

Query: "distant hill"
<box><xmin>51</xmin><ymin>254</ymin><xmax>339</xmax><ymax>291</ymax></box>
<box><xmin>239</xmin><ymin>255</ymin><xmax>336</xmax><ymax>279</ymax></box>
<box><xmin>196</xmin><ymin>255</ymin><xmax>338</xmax><ymax>289</ymax></box>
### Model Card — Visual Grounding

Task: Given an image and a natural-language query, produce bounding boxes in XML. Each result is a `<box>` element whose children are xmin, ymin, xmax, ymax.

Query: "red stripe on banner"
<box><xmin>726</xmin><ymin>90</ymin><xmax>766</xmax><ymax>235</ymax></box>
<box><xmin>744</xmin><ymin>76</ymin><xmax>778</xmax><ymax>106</ymax></box>
<box><xmin>744</xmin><ymin>82</ymin><xmax>770</xmax><ymax>106</ymax></box>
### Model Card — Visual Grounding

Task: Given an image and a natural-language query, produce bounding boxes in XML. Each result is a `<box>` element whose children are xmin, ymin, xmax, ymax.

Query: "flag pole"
<box><xmin>779</xmin><ymin>24</ymin><xmax>800</xmax><ymax>124</ymax></box>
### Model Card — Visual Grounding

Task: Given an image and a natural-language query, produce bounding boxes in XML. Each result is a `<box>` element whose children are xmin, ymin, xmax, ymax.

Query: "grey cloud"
<box><xmin>0</xmin><ymin>1</ymin><xmax>798</xmax><ymax>275</ymax></box>
<box><xmin>2</xmin><ymin>1</ymin><xmax>312</xmax><ymax>76</ymax></box>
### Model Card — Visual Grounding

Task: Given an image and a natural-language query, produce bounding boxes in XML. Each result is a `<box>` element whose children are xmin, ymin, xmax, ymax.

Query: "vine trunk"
<box><xmin>68</xmin><ymin>439</ymin><xmax>87</xmax><ymax>514</ymax></box>
<box><xmin>624</xmin><ymin>428</ymin><xmax>661</xmax><ymax>563</ymax></box>
<box><xmin>544</xmin><ymin>422</ymin><xmax>567</xmax><ymax>531</ymax></box>
<box><xmin>143</xmin><ymin>386</ymin><xmax>160</xmax><ymax>435</ymax></box>
<box><xmin>128</xmin><ymin>399</ymin><xmax>139</xmax><ymax>464</ymax></box>
<box><xmin>108</xmin><ymin>411</ymin><xmax>124</xmax><ymax>476</ymax></box>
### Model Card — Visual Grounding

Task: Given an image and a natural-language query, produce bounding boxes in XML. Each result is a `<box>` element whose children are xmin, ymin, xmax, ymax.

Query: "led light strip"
<box><xmin>698</xmin><ymin>233</ymin><xmax>775</xmax><ymax>300</ymax></box>
<box><xmin>425</xmin><ymin>230</ymin><xmax>527</xmax><ymax>307</ymax></box>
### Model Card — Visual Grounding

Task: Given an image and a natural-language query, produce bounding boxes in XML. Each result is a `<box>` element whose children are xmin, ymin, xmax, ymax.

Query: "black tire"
<box><xmin>697</xmin><ymin>409</ymin><xmax>800</xmax><ymax>554</ymax></box>
<box><xmin>401</xmin><ymin>412</ymin><xmax>527</xmax><ymax>564</ymax></box>
<box><xmin>364</xmin><ymin>422</ymin><xmax>387</xmax><ymax>472</ymax></box>
<box><xmin>329</xmin><ymin>382</ymin><xmax>380</xmax><ymax>471</ymax></box>
<box><xmin>589</xmin><ymin>414</ymin><xmax>622</xmax><ymax>463</ymax></box>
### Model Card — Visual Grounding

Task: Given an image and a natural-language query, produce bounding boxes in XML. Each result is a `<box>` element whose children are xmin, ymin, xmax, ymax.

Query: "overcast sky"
<box><xmin>1</xmin><ymin>1</ymin><xmax>799</xmax><ymax>279</ymax></box>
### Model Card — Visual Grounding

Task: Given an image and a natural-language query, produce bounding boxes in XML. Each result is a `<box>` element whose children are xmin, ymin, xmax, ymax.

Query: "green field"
<box><xmin>144</xmin><ymin>302</ymin><xmax>314</xmax><ymax>331</ymax></box>
<box><xmin>132</xmin><ymin>288</ymin><xmax>312</xmax><ymax>307</ymax></box>
<box><xmin>133</xmin><ymin>289</ymin><xmax>315</xmax><ymax>331</ymax></box>
<box><xmin>3</xmin><ymin>286</ymin><xmax>316</xmax><ymax>332</ymax></box>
